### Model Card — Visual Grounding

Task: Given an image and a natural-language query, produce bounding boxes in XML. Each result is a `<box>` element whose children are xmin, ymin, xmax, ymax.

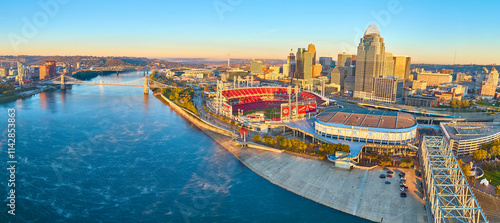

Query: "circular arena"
<box><xmin>215</xmin><ymin>86</ymin><xmax>327</xmax><ymax>121</ymax></box>
<box><xmin>315</xmin><ymin>109</ymin><xmax>417</xmax><ymax>145</ymax></box>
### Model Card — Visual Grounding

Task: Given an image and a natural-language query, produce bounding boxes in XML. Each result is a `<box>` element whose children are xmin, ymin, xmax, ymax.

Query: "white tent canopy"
<box><xmin>480</xmin><ymin>178</ymin><xmax>489</xmax><ymax>186</ymax></box>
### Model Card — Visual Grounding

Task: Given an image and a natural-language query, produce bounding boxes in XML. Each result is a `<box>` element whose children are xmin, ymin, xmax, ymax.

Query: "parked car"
<box><xmin>400</xmin><ymin>192</ymin><xmax>407</xmax><ymax>197</ymax></box>
<box><xmin>399</xmin><ymin>172</ymin><xmax>405</xmax><ymax>177</ymax></box>
<box><xmin>400</xmin><ymin>186</ymin><xmax>409</xmax><ymax>191</ymax></box>
<box><xmin>387</xmin><ymin>170</ymin><xmax>394</xmax><ymax>174</ymax></box>
<box><xmin>400</xmin><ymin>183</ymin><xmax>406</xmax><ymax>187</ymax></box>
<box><xmin>400</xmin><ymin>179</ymin><xmax>406</xmax><ymax>183</ymax></box>
<box><xmin>385</xmin><ymin>181</ymin><xmax>391</xmax><ymax>184</ymax></box>
<box><xmin>387</xmin><ymin>174</ymin><xmax>393</xmax><ymax>178</ymax></box>
<box><xmin>380</xmin><ymin>174</ymin><xmax>386</xmax><ymax>178</ymax></box>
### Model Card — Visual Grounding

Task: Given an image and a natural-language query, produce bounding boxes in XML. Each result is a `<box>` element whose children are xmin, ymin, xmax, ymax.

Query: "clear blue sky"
<box><xmin>1</xmin><ymin>0</ymin><xmax>499</xmax><ymax>64</ymax></box>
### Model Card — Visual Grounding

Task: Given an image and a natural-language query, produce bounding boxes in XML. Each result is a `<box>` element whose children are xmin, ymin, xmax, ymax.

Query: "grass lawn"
<box><xmin>479</xmin><ymin>101</ymin><xmax>500</xmax><ymax>108</ymax></box>
<box><xmin>483</xmin><ymin>170</ymin><xmax>500</xmax><ymax>186</ymax></box>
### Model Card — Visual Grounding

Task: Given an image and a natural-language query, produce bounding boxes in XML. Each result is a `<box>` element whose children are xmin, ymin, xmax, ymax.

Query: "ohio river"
<box><xmin>0</xmin><ymin>72</ymin><xmax>369</xmax><ymax>222</ymax></box>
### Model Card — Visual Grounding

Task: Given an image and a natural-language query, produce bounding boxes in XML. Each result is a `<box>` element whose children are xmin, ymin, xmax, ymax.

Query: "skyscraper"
<box><xmin>303</xmin><ymin>52</ymin><xmax>313</xmax><ymax>80</ymax></box>
<box><xmin>287</xmin><ymin>49</ymin><xmax>296</xmax><ymax>78</ymax></box>
<box><xmin>384</xmin><ymin>53</ymin><xmax>394</xmax><ymax>77</ymax></box>
<box><xmin>480</xmin><ymin>67</ymin><xmax>499</xmax><ymax>98</ymax></box>
<box><xmin>307</xmin><ymin>44</ymin><xmax>316</xmax><ymax>65</ymax></box>
<box><xmin>295</xmin><ymin>48</ymin><xmax>306</xmax><ymax>79</ymax></box>
<box><xmin>373</xmin><ymin>76</ymin><xmax>404</xmax><ymax>103</ymax></box>
<box><xmin>393</xmin><ymin>56</ymin><xmax>411</xmax><ymax>80</ymax></box>
<box><xmin>337</xmin><ymin>52</ymin><xmax>352</xmax><ymax>67</ymax></box>
<box><xmin>250</xmin><ymin>61</ymin><xmax>263</xmax><ymax>75</ymax></box>
<box><xmin>40</xmin><ymin>61</ymin><xmax>56</xmax><ymax>80</ymax></box>
<box><xmin>354</xmin><ymin>24</ymin><xmax>386</xmax><ymax>99</ymax></box>
<box><xmin>319</xmin><ymin>57</ymin><xmax>333</xmax><ymax>74</ymax></box>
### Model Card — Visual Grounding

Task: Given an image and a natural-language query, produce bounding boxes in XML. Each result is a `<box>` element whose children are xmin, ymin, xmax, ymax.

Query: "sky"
<box><xmin>0</xmin><ymin>0</ymin><xmax>499</xmax><ymax>64</ymax></box>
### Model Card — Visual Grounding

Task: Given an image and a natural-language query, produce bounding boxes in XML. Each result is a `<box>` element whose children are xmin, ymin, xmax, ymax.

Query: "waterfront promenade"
<box><xmin>155</xmin><ymin>93</ymin><xmax>428</xmax><ymax>223</ymax></box>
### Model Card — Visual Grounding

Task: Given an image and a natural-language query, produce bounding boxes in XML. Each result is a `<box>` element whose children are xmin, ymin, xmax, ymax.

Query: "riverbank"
<box><xmin>153</xmin><ymin>91</ymin><xmax>428</xmax><ymax>223</ymax></box>
<box><xmin>0</xmin><ymin>85</ymin><xmax>55</xmax><ymax>104</ymax></box>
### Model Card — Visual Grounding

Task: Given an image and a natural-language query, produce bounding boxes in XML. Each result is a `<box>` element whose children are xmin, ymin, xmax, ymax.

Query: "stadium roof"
<box><xmin>316</xmin><ymin>109</ymin><xmax>416</xmax><ymax>129</ymax></box>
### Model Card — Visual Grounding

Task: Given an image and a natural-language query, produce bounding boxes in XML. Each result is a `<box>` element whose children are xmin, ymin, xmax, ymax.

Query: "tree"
<box><xmin>457</xmin><ymin>159</ymin><xmax>471</xmax><ymax>178</ymax></box>
<box><xmin>496</xmin><ymin>185</ymin><xmax>500</xmax><ymax>196</ymax></box>
<box><xmin>490</xmin><ymin>146</ymin><xmax>499</xmax><ymax>158</ymax></box>
<box><xmin>472</xmin><ymin>149</ymin><xmax>488</xmax><ymax>161</ymax></box>
<box><xmin>253</xmin><ymin>134</ymin><xmax>261</xmax><ymax>143</ymax></box>
<box><xmin>450</xmin><ymin>100</ymin><xmax>457</xmax><ymax>108</ymax></box>
<box><xmin>400</xmin><ymin>158</ymin><xmax>413</xmax><ymax>168</ymax></box>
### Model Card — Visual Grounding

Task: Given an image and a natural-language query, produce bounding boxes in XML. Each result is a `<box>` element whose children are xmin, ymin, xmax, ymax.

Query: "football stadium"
<box><xmin>213</xmin><ymin>85</ymin><xmax>328</xmax><ymax>121</ymax></box>
<box><xmin>315</xmin><ymin>109</ymin><xmax>417</xmax><ymax>145</ymax></box>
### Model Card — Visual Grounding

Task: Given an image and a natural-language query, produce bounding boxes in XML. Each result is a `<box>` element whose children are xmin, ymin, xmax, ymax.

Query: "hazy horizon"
<box><xmin>2</xmin><ymin>0</ymin><xmax>499</xmax><ymax>64</ymax></box>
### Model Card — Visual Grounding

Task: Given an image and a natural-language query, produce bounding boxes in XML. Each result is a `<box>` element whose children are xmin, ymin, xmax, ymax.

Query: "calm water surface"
<box><xmin>0</xmin><ymin>72</ymin><xmax>370</xmax><ymax>222</ymax></box>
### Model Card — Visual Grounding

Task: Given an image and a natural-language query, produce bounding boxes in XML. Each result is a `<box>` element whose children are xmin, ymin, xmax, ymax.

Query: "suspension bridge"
<box><xmin>48</xmin><ymin>73</ymin><xmax>171</xmax><ymax>94</ymax></box>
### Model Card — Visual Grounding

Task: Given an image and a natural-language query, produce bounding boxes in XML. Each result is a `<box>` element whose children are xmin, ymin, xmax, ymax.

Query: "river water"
<box><xmin>0</xmin><ymin>72</ymin><xmax>369</xmax><ymax>222</ymax></box>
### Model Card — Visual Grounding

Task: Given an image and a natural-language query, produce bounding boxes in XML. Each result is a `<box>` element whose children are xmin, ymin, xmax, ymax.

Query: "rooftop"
<box><xmin>441</xmin><ymin>122</ymin><xmax>500</xmax><ymax>140</ymax></box>
<box><xmin>316</xmin><ymin>109</ymin><xmax>416</xmax><ymax>129</ymax></box>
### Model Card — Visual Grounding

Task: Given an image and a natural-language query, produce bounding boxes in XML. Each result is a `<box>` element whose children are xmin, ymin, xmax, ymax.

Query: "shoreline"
<box><xmin>0</xmin><ymin>86</ymin><xmax>55</xmax><ymax>104</ymax></box>
<box><xmin>153</xmin><ymin>92</ymin><xmax>427</xmax><ymax>223</ymax></box>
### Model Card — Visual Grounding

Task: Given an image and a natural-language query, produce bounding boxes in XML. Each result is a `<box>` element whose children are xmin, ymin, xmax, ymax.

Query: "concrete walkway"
<box><xmin>205</xmin><ymin>131</ymin><xmax>427</xmax><ymax>223</ymax></box>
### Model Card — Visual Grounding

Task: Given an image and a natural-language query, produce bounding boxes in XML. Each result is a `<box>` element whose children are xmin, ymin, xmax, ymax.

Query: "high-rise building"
<box><xmin>479</xmin><ymin>67</ymin><xmax>499</xmax><ymax>98</ymax></box>
<box><xmin>373</xmin><ymin>76</ymin><xmax>404</xmax><ymax>103</ymax></box>
<box><xmin>307</xmin><ymin>44</ymin><xmax>316</xmax><ymax>65</ymax></box>
<box><xmin>295</xmin><ymin>48</ymin><xmax>306</xmax><ymax>79</ymax></box>
<box><xmin>312</xmin><ymin>64</ymin><xmax>322</xmax><ymax>78</ymax></box>
<box><xmin>287</xmin><ymin>49</ymin><xmax>296</xmax><ymax>78</ymax></box>
<box><xmin>331</xmin><ymin>66</ymin><xmax>356</xmax><ymax>92</ymax></box>
<box><xmin>354</xmin><ymin>24</ymin><xmax>386</xmax><ymax>99</ymax></box>
<box><xmin>40</xmin><ymin>61</ymin><xmax>56</xmax><ymax>80</ymax></box>
<box><xmin>337</xmin><ymin>52</ymin><xmax>352</xmax><ymax>67</ymax></box>
<box><xmin>393</xmin><ymin>56</ymin><xmax>411</xmax><ymax>80</ymax></box>
<box><xmin>319</xmin><ymin>57</ymin><xmax>333</xmax><ymax>74</ymax></box>
<box><xmin>303</xmin><ymin>52</ymin><xmax>313</xmax><ymax>80</ymax></box>
<box><xmin>384</xmin><ymin>53</ymin><xmax>394</xmax><ymax>77</ymax></box>
<box><xmin>250</xmin><ymin>61</ymin><xmax>263</xmax><ymax>75</ymax></box>
<box><xmin>17</xmin><ymin>62</ymin><xmax>27</xmax><ymax>78</ymax></box>
<box><xmin>0</xmin><ymin>67</ymin><xmax>8</xmax><ymax>77</ymax></box>
<box><xmin>283</xmin><ymin>63</ymin><xmax>290</xmax><ymax>78</ymax></box>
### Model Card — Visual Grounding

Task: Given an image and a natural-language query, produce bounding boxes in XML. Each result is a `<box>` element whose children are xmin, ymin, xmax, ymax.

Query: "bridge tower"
<box><xmin>61</xmin><ymin>73</ymin><xmax>66</xmax><ymax>90</ymax></box>
<box><xmin>144</xmin><ymin>75</ymin><xmax>149</xmax><ymax>94</ymax></box>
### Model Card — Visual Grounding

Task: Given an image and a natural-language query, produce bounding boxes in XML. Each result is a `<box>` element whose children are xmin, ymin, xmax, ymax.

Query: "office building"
<box><xmin>384</xmin><ymin>53</ymin><xmax>394</xmax><ymax>77</ymax></box>
<box><xmin>313</xmin><ymin>64</ymin><xmax>322</xmax><ymax>78</ymax></box>
<box><xmin>405</xmin><ymin>95</ymin><xmax>439</xmax><ymax>107</ymax></box>
<box><xmin>303</xmin><ymin>52</ymin><xmax>313</xmax><ymax>80</ymax></box>
<box><xmin>441</xmin><ymin>122</ymin><xmax>500</xmax><ymax>156</ymax></box>
<box><xmin>17</xmin><ymin>62</ymin><xmax>27</xmax><ymax>78</ymax></box>
<box><xmin>416</xmin><ymin>72</ymin><xmax>452</xmax><ymax>87</ymax></box>
<box><xmin>307</xmin><ymin>44</ymin><xmax>316</xmax><ymax>65</ymax></box>
<box><xmin>40</xmin><ymin>61</ymin><xmax>57</xmax><ymax>80</ymax></box>
<box><xmin>479</xmin><ymin>67</ymin><xmax>498</xmax><ymax>98</ymax></box>
<box><xmin>0</xmin><ymin>67</ymin><xmax>8</xmax><ymax>77</ymax></box>
<box><xmin>337</xmin><ymin>52</ymin><xmax>353</xmax><ymax>67</ymax></box>
<box><xmin>319</xmin><ymin>57</ymin><xmax>335</xmax><ymax>75</ymax></box>
<box><xmin>287</xmin><ymin>49</ymin><xmax>296</xmax><ymax>78</ymax></box>
<box><xmin>295</xmin><ymin>48</ymin><xmax>306</xmax><ymax>79</ymax></box>
<box><xmin>282</xmin><ymin>63</ymin><xmax>290</xmax><ymax>78</ymax></box>
<box><xmin>373</xmin><ymin>76</ymin><xmax>404</xmax><ymax>103</ymax></box>
<box><xmin>354</xmin><ymin>24</ymin><xmax>386</xmax><ymax>99</ymax></box>
<box><xmin>250</xmin><ymin>61</ymin><xmax>263</xmax><ymax>75</ymax></box>
<box><xmin>319</xmin><ymin>57</ymin><xmax>333</xmax><ymax>74</ymax></box>
<box><xmin>393</xmin><ymin>56</ymin><xmax>411</xmax><ymax>80</ymax></box>
<box><xmin>331</xmin><ymin>66</ymin><xmax>356</xmax><ymax>92</ymax></box>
